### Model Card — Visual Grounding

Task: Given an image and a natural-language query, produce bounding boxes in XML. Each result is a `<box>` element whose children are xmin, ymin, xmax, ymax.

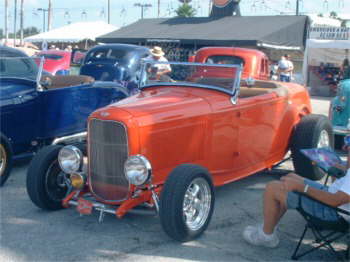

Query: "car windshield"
<box><xmin>85</xmin><ymin>49</ymin><xmax>129</xmax><ymax>63</ymax></box>
<box><xmin>37</xmin><ymin>53</ymin><xmax>64</xmax><ymax>60</ymax></box>
<box><xmin>139</xmin><ymin>61</ymin><xmax>242</xmax><ymax>95</ymax></box>
<box><xmin>0</xmin><ymin>57</ymin><xmax>40</xmax><ymax>81</ymax></box>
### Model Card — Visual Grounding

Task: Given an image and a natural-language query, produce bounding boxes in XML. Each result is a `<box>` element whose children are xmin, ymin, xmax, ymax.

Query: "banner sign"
<box><xmin>310</xmin><ymin>27</ymin><xmax>350</xmax><ymax>40</ymax></box>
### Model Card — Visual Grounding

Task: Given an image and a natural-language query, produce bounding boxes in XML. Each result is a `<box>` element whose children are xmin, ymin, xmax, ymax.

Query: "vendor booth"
<box><xmin>303</xmin><ymin>27</ymin><xmax>350</xmax><ymax>96</ymax></box>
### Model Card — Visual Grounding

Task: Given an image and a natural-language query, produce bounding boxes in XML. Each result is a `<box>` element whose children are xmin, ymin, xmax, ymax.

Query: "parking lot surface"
<box><xmin>1</xmin><ymin>96</ymin><xmax>346</xmax><ymax>261</ymax></box>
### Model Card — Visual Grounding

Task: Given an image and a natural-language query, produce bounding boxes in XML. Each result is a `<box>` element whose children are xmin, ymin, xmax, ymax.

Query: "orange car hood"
<box><xmin>109</xmin><ymin>86</ymin><xmax>213</xmax><ymax>118</ymax></box>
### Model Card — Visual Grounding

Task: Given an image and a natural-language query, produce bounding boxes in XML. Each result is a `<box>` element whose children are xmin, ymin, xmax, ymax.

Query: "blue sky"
<box><xmin>1</xmin><ymin>0</ymin><xmax>349</xmax><ymax>32</ymax></box>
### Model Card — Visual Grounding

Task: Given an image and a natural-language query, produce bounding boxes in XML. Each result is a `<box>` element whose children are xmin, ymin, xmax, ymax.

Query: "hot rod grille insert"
<box><xmin>89</xmin><ymin>119</ymin><xmax>129</xmax><ymax>202</ymax></box>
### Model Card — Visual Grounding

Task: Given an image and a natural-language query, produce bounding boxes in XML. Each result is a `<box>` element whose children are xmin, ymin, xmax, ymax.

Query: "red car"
<box><xmin>192</xmin><ymin>47</ymin><xmax>270</xmax><ymax>80</ymax></box>
<box><xmin>35</xmin><ymin>50</ymin><xmax>72</xmax><ymax>75</ymax></box>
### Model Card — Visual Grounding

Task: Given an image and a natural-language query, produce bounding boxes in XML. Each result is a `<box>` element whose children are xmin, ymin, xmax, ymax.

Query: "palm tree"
<box><xmin>175</xmin><ymin>3</ymin><xmax>196</xmax><ymax>17</ymax></box>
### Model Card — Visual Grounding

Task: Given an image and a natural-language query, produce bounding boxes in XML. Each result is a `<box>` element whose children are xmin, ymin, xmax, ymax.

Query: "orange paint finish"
<box><xmin>194</xmin><ymin>47</ymin><xmax>270</xmax><ymax>80</ymax></box>
<box><xmin>87</xmin><ymin>83</ymin><xmax>311</xmax><ymax>190</ymax></box>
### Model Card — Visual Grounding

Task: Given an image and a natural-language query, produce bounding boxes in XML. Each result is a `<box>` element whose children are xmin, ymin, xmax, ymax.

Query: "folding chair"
<box><xmin>291</xmin><ymin>167</ymin><xmax>350</xmax><ymax>261</ymax></box>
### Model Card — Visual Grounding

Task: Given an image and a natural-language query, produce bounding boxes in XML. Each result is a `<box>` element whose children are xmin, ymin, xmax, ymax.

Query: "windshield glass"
<box><xmin>139</xmin><ymin>61</ymin><xmax>242</xmax><ymax>95</ymax></box>
<box><xmin>206</xmin><ymin>55</ymin><xmax>245</xmax><ymax>66</ymax></box>
<box><xmin>0</xmin><ymin>57</ymin><xmax>40</xmax><ymax>81</ymax></box>
<box><xmin>37</xmin><ymin>53</ymin><xmax>64</xmax><ymax>60</ymax></box>
<box><xmin>85</xmin><ymin>49</ymin><xmax>128</xmax><ymax>63</ymax></box>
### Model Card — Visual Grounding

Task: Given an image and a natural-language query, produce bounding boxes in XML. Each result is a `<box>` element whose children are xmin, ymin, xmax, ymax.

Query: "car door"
<box><xmin>236</xmin><ymin>92</ymin><xmax>289</xmax><ymax>173</ymax></box>
<box><xmin>0</xmin><ymin>79</ymin><xmax>40</xmax><ymax>154</ymax></box>
<box><xmin>0</xmin><ymin>58</ymin><xmax>40</xmax><ymax>155</ymax></box>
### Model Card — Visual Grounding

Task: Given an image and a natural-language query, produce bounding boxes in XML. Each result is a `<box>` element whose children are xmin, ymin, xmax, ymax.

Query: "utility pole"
<box><xmin>108</xmin><ymin>0</ymin><xmax>110</xmax><ymax>24</ymax></box>
<box><xmin>48</xmin><ymin>0</ymin><xmax>52</xmax><ymax>31</ymax></box>
<box><xmin>158</xmin><ymin>0</ymin><xmax>160</xmax><ymax>17</ymax></box>
<box><xmin>134</xmin><ymin>3</ymin><xmax>152</xmax><ymax>19</ymax></box>
<box><xmin>296</xmin><ymin>0</ymin><xmax>300</xmax><ymax>15</ymax></box>
<box><xmin>14</xmin><ymin>0</ymin><xmax>18</xmax><ymax>47</ymax></box>
<box><xmin>5</xmin><ymin>0</ymin><xmax>9</xmax><ymax>45</ymax></box>
<box><xmin>20</xmin><ymin>0</ymin><xmax>24</xmax><ymax>46</ymax></box>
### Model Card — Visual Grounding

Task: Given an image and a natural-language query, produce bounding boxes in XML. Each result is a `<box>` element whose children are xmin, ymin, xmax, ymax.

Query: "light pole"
<box><xmin>5</xmin><ymin>0</ymin><xmax>9</xmax><ymax>45</ymax></box>
<box><xmin>134</xmin><ymin>3</ymin><xmax>152</xmax><ymax>19</ymax></box>
<box><xmin>37</xmin><ymin>8</ymin><xmax>49</xmax><ymax>32</ymax></box>
<box><xmin>107</xmin><ymin>0</ymin><xmax>110</xmax><ymax>24</ymax></box>
<box><xmin>296</xmin><ymin>0</ymin><xmax>301</xmax><ymax>16</ymax></box>
<box><xmin>13</xmin><ymin>0</ymin><xmax>17</xmax><ymax>47</ymax></box>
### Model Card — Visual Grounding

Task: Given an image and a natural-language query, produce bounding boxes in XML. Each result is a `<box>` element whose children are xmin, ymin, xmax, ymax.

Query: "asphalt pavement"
<box><xmin>1</xmin><ymin>96</ymin><xmax>346</xmax><ymax>262</ymax></box>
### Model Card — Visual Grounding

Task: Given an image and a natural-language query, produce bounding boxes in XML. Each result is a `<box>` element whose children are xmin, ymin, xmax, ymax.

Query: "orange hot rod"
<box><xmin>27</xmin><ymin>60</ymin><xmax>333</xmax><ymax>242</ymax></box>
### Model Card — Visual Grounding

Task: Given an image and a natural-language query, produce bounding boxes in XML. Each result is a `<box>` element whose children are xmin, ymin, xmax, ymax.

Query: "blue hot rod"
<box><xmin>0</xmin><ymin>46</ymin><xmax>130</xmax><ymax>186</ymax></box>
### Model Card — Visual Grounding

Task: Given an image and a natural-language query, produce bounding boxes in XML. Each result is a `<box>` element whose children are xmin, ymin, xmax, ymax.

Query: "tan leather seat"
<box><xmin>41</xmin><ymin>75</ymin><xmax>94</xmax><ymax>89</ymax></box>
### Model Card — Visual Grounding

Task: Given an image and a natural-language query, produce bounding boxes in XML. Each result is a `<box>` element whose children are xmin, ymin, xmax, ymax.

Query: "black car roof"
<box><xmin>88</xmin><ymin>44</ymin><xmax>149</xmax><ymax>53</ymax></box>
<box><xmin>0</xmin><ymin>45</ymin><xmax>29</xmax><ymax>57</ymax></box>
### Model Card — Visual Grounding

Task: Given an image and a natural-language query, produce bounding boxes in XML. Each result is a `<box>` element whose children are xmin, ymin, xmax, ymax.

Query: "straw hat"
<box><xmin>150</xmin><ymin>46</ymin><xmax>165</xmax><ymax>57</ymax></box>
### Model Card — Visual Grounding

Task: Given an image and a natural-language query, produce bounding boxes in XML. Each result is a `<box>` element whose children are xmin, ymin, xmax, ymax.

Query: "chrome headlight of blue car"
<box><xmin>58</xmin><ymin>145</ymin><xmax>83</xmax><ymax>174</ymax></box>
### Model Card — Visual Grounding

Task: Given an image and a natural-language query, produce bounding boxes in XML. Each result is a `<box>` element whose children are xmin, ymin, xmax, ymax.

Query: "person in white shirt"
<box><xmin>147</xmin><ymin>46</ymin><xmax>172</xmax><ymax>81</ymax></box>
<box><xmin>242</xmin><ymin>142</ymin><xmax>350</xmax><ymax>248</ymax></box>
<box><xmin>278</xmin><ymin>54</ymin><xmax>294</xmax><ymax>82</ymax></box>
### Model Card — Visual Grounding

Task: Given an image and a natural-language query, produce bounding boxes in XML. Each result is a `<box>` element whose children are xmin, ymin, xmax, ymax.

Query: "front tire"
<box><xmin>26</xmin><ymin>145</ymin><xmax>70</xmax><ymax>210</ymax></box>
<box><xmin>291</xmin><ymin>114</ymin><xmax>334</xmax><ymax>180</ymax></box>
<box><xmin>159</xmin><ymin>164</ymin><xmax>215</xmax><ymax>242</ymax></box>
<box><xmin>0</xmin><ymin>136</ymin><xmax>13</xmax><ymax>186</ymax></box>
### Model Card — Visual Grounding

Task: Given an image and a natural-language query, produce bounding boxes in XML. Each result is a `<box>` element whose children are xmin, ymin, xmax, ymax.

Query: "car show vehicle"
<box><xmin>329</xmin><ymin>79</ymin><xmax>350</xmax><ymax>148</ymax></box>
<box><xmin>192</xmin><ymin>47</ymin><xmax>270</xmax><ymax>80</ymax></box>
<box><xmin>80</xmin><ymin>44</ymin><xmax>150</xmax><ymax>94</ymax></box>
<box><xmin>0</xmin><ymin>46</ymin><xmax>131</xmax><ymax>186</ymax></box>
<box><xmin>35</xmin><ymin>50</ymin><xmax>72</xmax><ymax>75</ymax></box>
<box><xmin>27</xmin><ymin>59</ymin><xmax>333</xmax><ymax>242</ymax></box>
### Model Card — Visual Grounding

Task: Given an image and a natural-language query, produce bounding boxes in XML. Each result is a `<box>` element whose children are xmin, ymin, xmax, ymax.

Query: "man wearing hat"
<box><xmin>148</xmin><ymin>46</ymin><xmax>172</xmax><ymax>80</ymax></box>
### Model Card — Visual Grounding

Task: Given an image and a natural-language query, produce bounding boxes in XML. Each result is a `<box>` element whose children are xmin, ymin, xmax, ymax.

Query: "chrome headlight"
<box><xmin>124</xmin><ymin>155</ymin><xmax>152</xmax><ymax>186</ymax></box>
<box><xmin>58</xmin><ymin>145</ymin><xmax>83</xmax><ymax>174</ymax></box>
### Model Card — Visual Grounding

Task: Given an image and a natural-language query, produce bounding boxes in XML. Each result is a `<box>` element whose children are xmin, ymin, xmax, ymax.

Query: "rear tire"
<box><xmin>291</xmin><ymin>114</ymin><xmax>334</xmax><ymax>180</ymax></box>
<box><xmin>26</xmin><ymin>145</ymin><xmax>69</xmax><ymax>210</ymax></box>
<box><xmin>159</xmin><ymin>164</ymin><xmax>215</xmax><ymax>242</ymax></box>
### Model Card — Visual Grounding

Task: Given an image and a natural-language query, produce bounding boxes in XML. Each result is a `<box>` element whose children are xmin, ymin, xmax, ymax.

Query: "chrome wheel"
<box><xmin>0</xmin><ymin>143</ymin><xmax>7</xmax><ymax>177</ymax></box>
<box><xmin>183</xmin><ymin>177</ymin><xmax>211</xmax><ymax>231</ymax></box>
<box><xmin>317</xmin><ymin>130</ymin><xmax>330</xmax><ymax>148</ymax></box>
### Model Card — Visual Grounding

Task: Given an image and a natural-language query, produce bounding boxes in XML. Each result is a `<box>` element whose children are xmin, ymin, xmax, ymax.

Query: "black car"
<box><xmin>80</xmin><ymin>44</ymin><xmax>150</xmax><ymax>94</ymax></box>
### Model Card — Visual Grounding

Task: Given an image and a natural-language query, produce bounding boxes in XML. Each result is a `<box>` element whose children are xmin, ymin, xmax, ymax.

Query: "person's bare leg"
<box><xmin>285</xmin><ymin>172</ymin><xmax>305</xmax><ymax>183</ymax></box>
<box><xmin>262</xmin><ymin>181</ymin><xmax>288</xmax><ymax>234</ymax></box>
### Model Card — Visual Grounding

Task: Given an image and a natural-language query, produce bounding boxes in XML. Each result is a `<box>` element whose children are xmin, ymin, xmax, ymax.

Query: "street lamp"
<box><xmin>37</xmin><ymin>8</ymin><xmax>48</xmax><ymax>32</ymax></box>
<box><xmin>134</xmin><ymin>3</ymin><xmax>152</xmax><ymax>19</ymax></box>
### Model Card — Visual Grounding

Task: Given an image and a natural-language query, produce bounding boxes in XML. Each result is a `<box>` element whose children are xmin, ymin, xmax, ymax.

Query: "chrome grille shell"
<box><xmin>88</xmin><ymin>118</ymin><xmax>129</xmax><ymax>202</ymax></box>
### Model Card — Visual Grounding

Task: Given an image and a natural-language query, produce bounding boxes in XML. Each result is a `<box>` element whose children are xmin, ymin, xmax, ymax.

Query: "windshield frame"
<box><xmin>139</xmin><ymin>61</ymin><xmax>242</xmax><ymax>97</ymax></box>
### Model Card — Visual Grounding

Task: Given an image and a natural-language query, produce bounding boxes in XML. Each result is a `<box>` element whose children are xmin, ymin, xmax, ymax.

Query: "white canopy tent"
<box><xmin>302</xmin><ymin>39</ymin><xmax>350</xmax><ymax>85</ymax></box>
<box><xmin>25</xmin><ymin>21</ymin><xmax>118</xmax><ymax>43</ymax></box>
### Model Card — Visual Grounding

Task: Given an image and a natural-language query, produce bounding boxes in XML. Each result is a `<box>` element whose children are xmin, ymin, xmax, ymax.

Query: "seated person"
<box><xmin>242</xmin><ymin>141</ymin><xmax>350</xmax><ymax>248</ymax></box>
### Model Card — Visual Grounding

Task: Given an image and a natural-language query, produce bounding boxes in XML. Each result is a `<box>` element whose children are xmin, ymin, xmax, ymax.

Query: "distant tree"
<box><xmin>175</xmin><ymin>3</ymin><xmax>196</xmax><ymax>17</ymax></box>
<box><xmin>22</xmin><ymin>26</ymin><xmax>40</xmax><ymax>37</ymax></box>
<box><xmin>341</xmin><ymin>20</ymin><xmax>347</xmax><ymax>27</ymax></box>
<box><xmin>317</xmin><ymin>13</ymin><xmax>323</xmax><ymax>17</ymax></box>
<box><xmin>329</xmin><ymin>11</ymin><xmax>338</xmax><ymax>19</ymax></box>
<box><xmin>0</xmin><ymin>28</ymin><xmax>3</xmax><ymax>39</ymax></box>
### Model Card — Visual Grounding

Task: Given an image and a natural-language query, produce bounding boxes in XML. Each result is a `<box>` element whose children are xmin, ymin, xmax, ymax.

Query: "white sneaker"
<box><xmin>243</xmin><ymin>225</ymin><xmax>279</xmax><ymax>248</ymax></box>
